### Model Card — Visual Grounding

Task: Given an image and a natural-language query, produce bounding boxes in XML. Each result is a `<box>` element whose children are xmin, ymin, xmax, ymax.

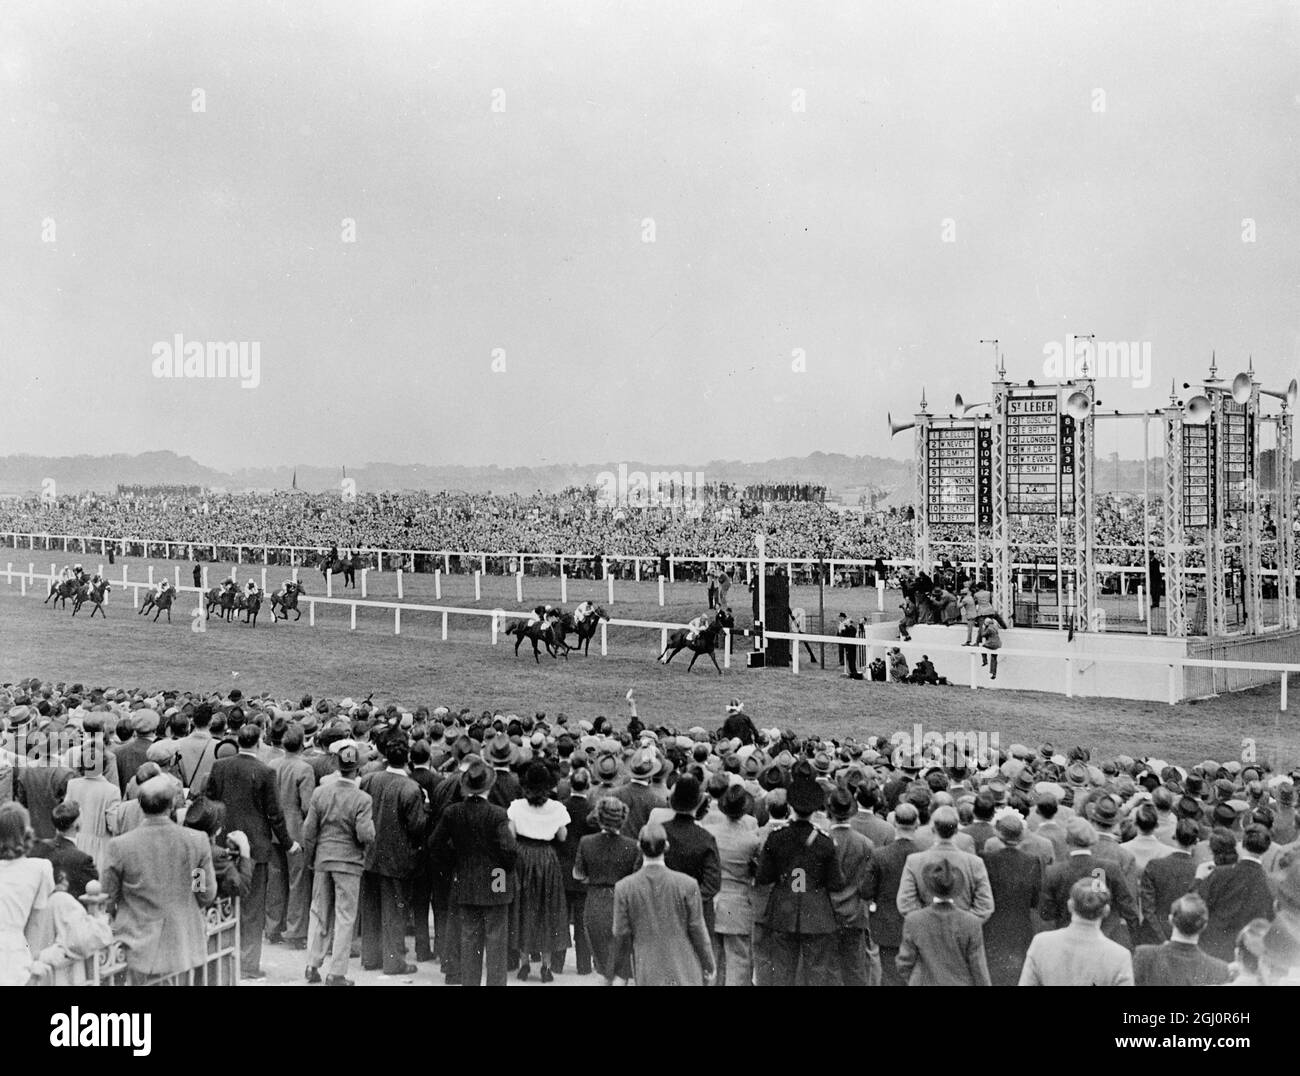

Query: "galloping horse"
<box><xmin>71</xmin><ymin>578</ymin><xmax>112</xmax><ymax>619</ymax></box>
<box><xmin>235</xmin><ymin>588</ymin><xmax>264</xmax><ymax>626</ymax></box>
<box><xmin>503</xmin><ymin>616</ymin><xmax>571</xmax><ymax>663</ymax></box>
<box><xmin>270</xmin><ymin>582</ymin><xmax>305</xmax><ymax>622</ymax></box>
<box><xmin>204</xmin><ymin>586</ymin><xmax>238</xmax><ymax>622</ymax></box>
<box><xmin>659</xmin><ymin>615</ymin><xmax>726</xmax><ymax>675</ymax></box>
<box><xmin>45</xmin><ymin>577</ymin><xmax>82</xmax><ymax>611</ymax></box>
<box><xmin>139</xmin><ymin>585</ymin><xmax>179</xmax><ymax>623</ymax></box>
<box><xmin>312</xmin><ymin>551</ymin><xmax>358</xmax><ymax>588</ymax></box>
<box><xmin>554</xmin><ymin>606</ymin><xmax>609</xmax><ymax>656</ymax></box>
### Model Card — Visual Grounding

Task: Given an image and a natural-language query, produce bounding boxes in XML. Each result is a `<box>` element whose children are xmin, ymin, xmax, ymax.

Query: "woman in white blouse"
<box><xmin>507</xmin><ymin>762</ymin><xmax>569</xmax><ymax>983</ymax></box>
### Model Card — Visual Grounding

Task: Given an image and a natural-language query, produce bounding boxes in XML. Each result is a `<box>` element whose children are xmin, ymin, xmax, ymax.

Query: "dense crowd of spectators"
<box><xmin>5</xmin><ymin>489</ymin><xmax>1289</xmax><ymax>570</ymax></box>
<box><xmin>2</xmin><ymin>677</ymin><xmax>1298</xmax><ymax>987</ymax></box>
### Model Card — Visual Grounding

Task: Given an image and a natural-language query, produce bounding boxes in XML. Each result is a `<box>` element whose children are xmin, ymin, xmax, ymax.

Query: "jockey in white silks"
<box><xmin>686</xmin><ymin>611</ymin><xmax>711</xmax><ymax>642</ymax></box>
<box><xmin>157</xmin><ymin>579</ymin><xmax>171</xmax><ymax>593</ymax></box>
<box><xmin>245</xmin><ymin>580</ymin><xmax>259</xmax><ymax>597</ymax></box>
<box><xmin>528</xmin><ymin>604</ymin><xmax>558</xmax><ymax>630</ymax></box>
<box><xmin>573</xmin><ymin>600</ymin><xmax>596</xmax><ymax>626</ymax></box>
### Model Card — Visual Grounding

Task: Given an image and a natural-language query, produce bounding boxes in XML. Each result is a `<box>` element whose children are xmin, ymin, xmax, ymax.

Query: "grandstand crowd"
<box><xmin>2</xmin><ymin>678</ymin><xmax>1298</xmax><ymax>987</ymax></box>
<box><xmin>2</xmin><ymin>489</ymin><xmax>1294</xmax><ymax>570</ymax></box>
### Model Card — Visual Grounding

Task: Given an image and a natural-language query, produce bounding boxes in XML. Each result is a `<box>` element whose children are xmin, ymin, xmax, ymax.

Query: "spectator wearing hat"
<box><xmin>897</xmin><ymin>806</ymin><xmax>994</xmax><ymax>922</ymax></box>
<box><xmin>979</xmin><ymin>813</ymin><xmax>1041</xmax><ymax>985</ymax></box>
<box><xmin>359</xmin><ymin>739</ymin><xmax>427</xmax><ymax>976</ymax></box>
<box><xmin>611</xmin><ymin>822</ymin><xmax>716</xmax><ymax>986</ymax></box>
<box><xmin>1088</xmin><ymin>794</ymin><xmax>1139</xmax><ymax>904</ymax></box>
<box><xmin>102</xmin><ymin>777</ymin><xmax>217</xmax><ymax>984</ymax></box>
<box><xmin>1020</xmin><ymin>873</ymin><xmax>1134</xmax><ymax>986</ymax></box>
<box><xmin>611</xmin><ymin>748</ymin><xmax>667</xmax><ymax>840</ymax></box>
<box><xmin>267</xmin><ymin>725</ymin><xmax>317</xmax><ymax>950</ymax></box>
<box><xmin>31</xmin><ymin>801</ymin><xmax>98</xmax><ymax>900</ymax></box>
<box><xmin>551</xmin><ymin>766</ymin><xmax>597</xmax><ymax>976</ymax></box>
<box><xmin>662</xmin><ymin>775</ymin><xmax>722</xmax><ymax>939</ymax></box>
<box><xmin>1194</xmin><ymin>823</ymin><xmax>1275</xmax><ymax>962</ymax></box>
<box><xmin>206</xmin><ymin>723</ymin><xmax>298</xmax><ymax>980</ymax></box>
<box><xmin>1138</xmin><ymin>818</ymin><xmax>1203</xmax><ymax>944</ymax></box>
<box><xmin>1133</xmin><ymin>893</ymin><xmax>1231</xmax><ymax>986</ymax></box>
<box><xmin>113</xmin><ymin>709</ymin><xmax>159</xmax><ymax>796</ymax></box>
<box><xmin>574</xmin><ymin>796</ymin><xmax>641</xmax><ymax>981</ymax></box>
<box><xmin>182</xmin><ymin>796</ymin><xmax>254</xmax><ymax>902</ymax></box>
<box><xmin>755</xmin><ymin>762</ymin><xmax>845</xmax><ymax>985</ymax></box>
<box><xmin>484</xmin><ymin>734</ymin><xmax>523</xmax><ymax>808</ymax></box>
<box><xmin>1039</xmin><ymin>819</ymin><xmax>1139</xmax><ymax>947</ymax></box>
<box><xmin>706</xmin><ymin>783</ymin><xmax>761</xmax><ymax>986</ymax></box>
<box><xmin>302</xmin><ymin>743</ymin><xmax>375</xmax><ymax>985</ymax></box>
<box><xmin>827</xmin><ymin>788</ymin><xmax>876</xmax><ymax>986</ymax></box>
<box><xmin>429</xmin><ymin>757</ymin><xmax>518</xmax><ymax>987</ymax></box>
<box><xmin>62</xmin><ymin>739</ymin><xmax>121</xmax><ymax>875</ymax></box>
<box><xmin>896</xmin><ymin>859</ymin><xmax>991</xmax><ymax>986</ymax></box>
<box><xmin>174</xmin><ymin>703</ymin><xmax>218</xmax><ymax>796</ymax></box>
<box><xmin>720</xmin><ymin>699</ymin><xmax>759</xmax><ymax>747</ymax></box>
<box><xmin>14</xmin><ymin>735</ymin><xmax>72</xmax><ymax>841</ymax></box>
<box><xmin>864</xmin><ymin>801</ymin><xmax>922</xmax><ymax>986</ymax></box>
<box><xmin>506</xmin><ymin>762</ymin><xmax>569</xmax><ymax>983</ymax></box>
<box><xmin>962</xmin><ymin>791</ymin><xmax>999</xmax><ymax>855</ymax></box>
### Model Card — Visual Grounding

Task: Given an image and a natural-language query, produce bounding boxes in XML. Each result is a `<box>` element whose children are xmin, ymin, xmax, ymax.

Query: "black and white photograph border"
<box><xmin>1</xmin><ymin>0</ymin><xmax>1298</xmax><ymax>1031</ymax></box>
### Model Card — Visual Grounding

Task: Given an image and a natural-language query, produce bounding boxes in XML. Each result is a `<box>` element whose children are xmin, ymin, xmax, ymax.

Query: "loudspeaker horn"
<box><xmin>1183</xmin><ymin>395</ymin><xmax>1213</xmax><ymax>425</ymax></box>
<box><xmin>888</xmin><ymin>413</ymin><xmax>915</xmax><ymax>437</ymax></box>
<box><xmin>1065</xmin><ymin>391</ymin><xmax>1093</xmax><ymax>419</ymax></box>
<box><xmin>1260</xmin><ymin>378</ymin><xmax>1298</xmax><ymax>408</ymax></box>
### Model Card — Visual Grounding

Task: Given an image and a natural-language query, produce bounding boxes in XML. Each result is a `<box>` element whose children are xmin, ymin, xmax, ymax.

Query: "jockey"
<box><xmin>221</xmin><ymin>578</ymin><xmax>236</xmax><ymax>594</ymax></box>
<box><xmin>282</xmin><ymin>579</ymin><xmax>297</xmax><ymax>593</ymax></box>
<box><xmin>157</xmin><ymin>579</ymin><xmax>171</xmax><ymax>593</ymax></box>
<box><xmin>245</xmin><ymin>580</ymin><xmax>259</xmax><ymax>596</ymax></box>
<box><xmin>529</xmin><ymin>603</ymin><xmax>558</xmax><ymax>629</ymax></box>
<box><xmin>574</xmin><ymin>599</ymin><xmax>596</xmax><ymax>625</ymax></box>
<box><xmin>686</xmin><ymin>611</ymin><xmax>711</xmax><ymax>642</ymax></box>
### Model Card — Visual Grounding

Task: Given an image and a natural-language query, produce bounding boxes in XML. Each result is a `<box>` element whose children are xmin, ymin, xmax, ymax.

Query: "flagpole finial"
<box><xmin>1169</xmin><ymin>378</ymin><xmax>1179</xmax><ymax>405</ymax></box>
<box><xmin>1208</xmin><ymin>351</ymin><xmax>1218</xmax><ymax>382</ymax></box>
<box><xmin>1248</xmin><ymin>354</ymin><xmax>1254</xmax><ymax>376</ymax></box>
<box><xmin>919</xmin><ymin>387</ymin><xmax>928</xmax><ymax>413</ymax></box>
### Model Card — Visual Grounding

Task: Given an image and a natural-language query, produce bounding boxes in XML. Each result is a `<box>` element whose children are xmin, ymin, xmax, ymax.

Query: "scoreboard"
<box><xmin>1182</xmin><ymin>423</ymin><xmax>1213</xmax><ymax>527</ymax></box>
<box><xmin>1005</xmin><ymin>392</ymin><xmax>1076</xmax><ymax>516</ymax></box>
<box><xmin>926</xmin><ymin>424</ymin><xmax>992</xmax><ymax>526</ymax></box>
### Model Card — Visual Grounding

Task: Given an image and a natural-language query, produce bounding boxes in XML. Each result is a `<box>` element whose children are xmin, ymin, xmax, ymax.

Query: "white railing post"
<box><xmin>121</xmin><ymin>564</ymin><xmax>127</xmax><ymax>585</ymax></box>
<box><xmin>474</xmin><ymin>571</ymin><xmax>481</xmax><ymax>601</ymax></box>
<box><xmin>660</xmin><ymin>626</ymin><xmax>668</xmax><ymax>654</ymax></box>
<box><xmin>396</xmin><ymin>569</ymin><xmax>403</xmax><ymax>600</ymax></box>
<box><xmin>236</xmin><ymin>545</ymin><xmax>242</xmax><ymax>565</ymax></box>
<box><xmin>1282</xmin><ymin>672</ymin><xmax>1288</xmax><ymax>712</ymax></box>
<box><xmin>516</xmin><ymin>572</ymin><xmax>523</xmax><ymax>603</ymax></box>
<box><xmin>148</xmin><ymin>566</ymin><xmax>154</xmax><ymax>585</ymax></box>
<box><xmin>435</xmin><ymin>570</ymin><xmax>442</xmax><ymax>600</ymax></box>
<box><xmin>350</xmin><ymin>603</ymin><xmax>356</xmax><ymax>630</ymax></box>
<box><xmin>792</xmin><ymin>637</ymin><xmax>800</xmax><ymax>675</ymax></box>
<box><xmin>309</xmin><ymin>600</ymin><xmax>315</xmax><ymax>627</ymax></box>
<box><xmin>395</xmin><ymin>607</ymin><xmax>401</xmax><ymax>635</ymax></box>
<box><xmin>443</xmin><ymin>553</ymin><xmax>450</xmax><ymax>575</ymax></box>
<box><xmin>327</xmin><ymin>573</ymin><xmax>333</xmax><ymax>599</ymax></box>
<box><xmin>724</xmin><ymin>628</ymin><xmax>731</xmax><ymax>669</ymax></box>
<box><xmin>561</xmin><ymin>573</ymin><xmax>568</xmax><ymax>604</ymax></box>
<box><xmin>877</xmin><ymin>579</ymin><xmax>885</xmax><ymax>612</ymax></box>
<box><xmin>669</xmin><ymin>557</ymin><xmax>675</xmax><ymax>583</ymax></box>
<box><xmin>635</xmin><ymin>559</ymin><xmax>641</xmax><ymax>583</ymax></box>
<box><xmin>607</xmin><ymin>572</ymin><xmax>614</xmax><ymax>605</ymax></box>
<box><xmin>20</xmin><ymin>575</ymin><xmax>25</xmax><ymax>596</ymax></box>
<box><xmin>27</xmin><ymin>562</ymin><xmax>34</xmax><ymax>585</ymax></box>
<box><xmin>260</xmin><ymin>566</ymin><xmax>267</xmax><ymax>592</ymax></box>
<box><xmin>481</xmin><ymin>554</ymin><xmax>486</xmax><ymax>575</ymax></box>
<box><xmin>292</xmin><ymin>567</ymin><xmax>298</xmax><ymax>584</ymax></box>
<box><xmin>491</xmin><ymin>612</ymin><xmax>499</xmax><ymax>646</ymax></box>
<box><xmin>377</xmin><ymin>550</ymin><xmax>383</xmax><ymax>572</ymax></box>
<box><xmin>361</xmin><ymin>569</ymin><xmax>368</xmax><ymax>598</ymax></box>
<box><xmin>98</xmin><ymin>563</ymin><xmax>104</xmax><ymax>578</ymax></box>
<box><xmin>203</xmin><ymin>567</ymin><xmax>209</xmax><ymax>590</ymax></box>
<box><xmin>441</xmin><ymin>611</ymin><xmax>448</xmax><ymax>641</ymax></box>
<box><xmin>600</xmin><ymin>620</ymin><xmax>608</xmax><ymax>656</ymax></box>
<box><xmin>658</xmin><ymin>575</ymin><xmax>665</xmax><ymax>607</ymax></box>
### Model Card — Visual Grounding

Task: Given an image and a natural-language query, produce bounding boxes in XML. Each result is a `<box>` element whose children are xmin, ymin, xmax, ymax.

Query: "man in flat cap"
<box><xmin>113</xmin><ymin>709</ymin><xmax>159</xmax><ymax>796</ymax></box>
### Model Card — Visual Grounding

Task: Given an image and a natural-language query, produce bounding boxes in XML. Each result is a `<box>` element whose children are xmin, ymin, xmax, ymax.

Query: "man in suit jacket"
<box><xmin>897</xmin><ymin>806</ymin><xmax>995</xmax><ymax>922</ymax></box>
<box><xmin>407</xmin><ymin>741</ymin><xmax>443</xmax><ymax>964</ymax></box>
<box><xmin>897</xmin><ymin>859</ymin><xmax>991</xmax><ymax>986</ymax></box>
<box><xmin>429</xmin><ymin>758</ymin><xmax>518</xmax><ymax>986</ymax></box>
<box><xmin>962</xmin><ymin>791</ymin><xmax>998</xmax><ymax>855</ymax></box>
<box><xmin>102</xmin><ymin>777</ymin><xmax>216</xmax><ymax>981</ymax></box>
<box><xmin>755</xmin><ymin>764</ymin><xmax>845</xmax><ymax>986</ymax></box>
<box><xmin>612</xmin><ymin>823</ymin><xmax>716</xmax><ymax>985</ymax></box>
<box><xmin>15</xmin><ymin>741</ymin><xmax>72</xmax><ymax>840</ymax></box>
<box><xmin>1040</xmin><ymin>818</ymin><xmax>1139</xmax><ymax>947</ymax></box>
<box><xmin>863</xmin><ymin>801</ymin><xmax>921</xmax><ymax>986</ymax></box>
<box><xmin>552</xmin><ymin>767</ymin><xmax>597</xmax><ymax>975</ymax></box>
<box><xmin>661</xmin><ymin>775</ymin><xmax>722</xmax><ymax>936</ymax></box>
<box><xmin>1134</xmin><ymin>893</ymin><xmax>1231</xmax><ymax>986</ymax></box>
<box><xmin>1195</xmin><ymin>823</ymin><xmax>1276</xmax><ymax>961</ymax></box>
<box><xmin>827</xmin><ymin>789</ymin><xmax>876</xmax><ymax>986</ymax></box>
<box><xmin>174</xmin><ymin>703</ymin><xmax>218</xmax><ymax>796</ymax></box>
<box><xmin>1020</xmin><ymin>874</ymin><xmax>1134</xmax><ymax>986</ymax></box>
<box><xmin>112</xmin><ymin>710</ymin><xmax>159</xmax><ymax>796</ymax></box>
<box><xmin>32</xmin><ymin>800</ymin><xmax>98</xmax><ymax>897</ymax></box>
<box><xmin>302</xmin><ymin>744</ymin><xmax>374</xmax><ymax>985</ymax></box>
<box><xmin>1139</xmin><ymin>818</ymin><xmax>1201</xmax><ymax>944</ymax></box>
<box><xmin>611</xmin><ymin>748</ymin><xmax>667</xmax><ymax>839</ymax></box>
<box><xmin>359</xmin><ymin>738</ymin><xmax>427</xmax><ymax>975</ymax></box>
<box><xmin>979</xmin><ymin>814</ymin><xmax>1041</xmax><ymax>985</ymax></box>
<box><xmin>205</xmin><ymin>724</ymin><xmax>296</xmax><ymax>979</ymax></box>
<box><xmin>267</xmin><ymin>726</ymin><xmax>316</xmax><ymax>949</ymax></box>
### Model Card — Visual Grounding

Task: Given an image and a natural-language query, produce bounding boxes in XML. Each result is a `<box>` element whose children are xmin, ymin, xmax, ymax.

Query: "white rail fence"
<box><xmin>8</xmin><ymin>561</ymin><xmax>1298</xmax><ymax>710</ymax></box>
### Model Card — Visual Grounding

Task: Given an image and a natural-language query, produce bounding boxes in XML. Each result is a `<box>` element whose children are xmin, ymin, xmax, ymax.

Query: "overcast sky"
<box><xmin>2</xmin><ymin>1</ymin><xmax>1297</xmax><ymax>470</ymax></box>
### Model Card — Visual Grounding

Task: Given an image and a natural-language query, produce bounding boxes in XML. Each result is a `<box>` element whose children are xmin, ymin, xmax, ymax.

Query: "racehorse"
<box><xmin>659</xmin><ymin>616</ymin><xmax>726</xmax><ymax>675</ymax></box>
<box><xmin>71</xmin><ymin>578</ymin><xmax>112</xmax><ymax>618</ymax></box>
<box><xmin>503</xmin><ymin>616</ymin><xmax>571</xmax><ymax>663</ymax></box>
<box><xmin>312</xmin><ymin>551</ymin><xmax>358</xmax><ymax>588</ymax></box>
<box><xmin>45</xmin><ymin>577</ymin><xmax>81</xmax><ymax>611</ymax></box>
<box><xmin>236</xmin><ymin>588</ymin><xmax>264</xmax><ymax>626</ymax></box>
<box><xmin>204</xmin><ymin>586</ymin><xmax>238</xmax><ymax>622</ymax></box>
<box><xmin>554</xmin><ymin>607</ymin><xmax>609</xmax><ymax>656</ymax></box>
<box><xmin>138</xmin><ymin>585</ymin><xmax>179</xmax><ymax>623</ymax></box>
<box><xmin>270</xmin><ymin>582</ymin><xmax>305</xmax><ymax>622</ymax></box>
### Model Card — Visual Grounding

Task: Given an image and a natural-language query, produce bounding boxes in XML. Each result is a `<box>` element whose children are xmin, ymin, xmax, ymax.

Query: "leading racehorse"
<box><xmin>659</xmin><ymin>615</ymin><xmax>726</xmax><ymax>675</ymax></box>
<box><xmin>270</xmin><ymin>581</ymin><xmax>305</xmax><ymax>622</ymax></box>
<box><xmin>235</xmin><ymin>588</ymin><xmax>264</xmax><ymax>626</ymax></box>
<box><xmin>554</xmin><ymin>606</ymin><xmax>609</xmax><ymax>656</ymax></box>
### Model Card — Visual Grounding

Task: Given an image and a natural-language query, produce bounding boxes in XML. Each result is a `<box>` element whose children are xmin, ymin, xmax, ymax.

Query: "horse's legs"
<box><xmin>514</xmin><ymin>635</ymin><xmax>523</xmax><ymax>657</ymax></box>
<box><xmin>532</xmin><ymin>639</ymin><xmax>541</xmax><ymax>664</ymax></box>
<box><xmin>663</xmin><ymin>645</ymin><xmax>678</xmax><ymax>664</ymax></box>
<box><xmin>686</xmin><ymin>650</ymin><xmax>699</xmax><ymax>672</ymax></box>
<box><xmin>707</xmin><ymin>650</ymin><xmax>722</xmax><ymax>676</ymax></box>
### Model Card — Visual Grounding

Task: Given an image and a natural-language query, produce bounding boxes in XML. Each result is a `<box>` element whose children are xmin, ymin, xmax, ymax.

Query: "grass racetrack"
<box><xmin>2</xmin><ymin>553</ymin><xmax>1298</xmax><ymax>772</ymax></box>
